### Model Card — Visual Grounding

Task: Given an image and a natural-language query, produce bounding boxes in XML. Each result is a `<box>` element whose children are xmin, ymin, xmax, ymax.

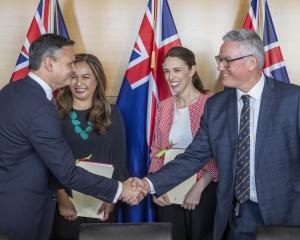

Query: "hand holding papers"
<box><xmin>70</xmin><ymin>161</ymin><xmax>114</xmax><ymax>219</ymax></box>
<box><xmin>97</xmin><ymin>202</ymin><xmax>114</xmax><ymax>221</ymax></box>
<box><xmin>163</xmin><ymin>149</ymin><xmax>197</xmax><ymax>205</ymax></box>
<box><xmin>57</xmin><ymin>189</ymin><xmax>77</xmax><ymax>221</ymax></box>
<box><xmin>153</xmin><ymin>193</ymin><xmax>171</xmax><ymax>206</ymax></box>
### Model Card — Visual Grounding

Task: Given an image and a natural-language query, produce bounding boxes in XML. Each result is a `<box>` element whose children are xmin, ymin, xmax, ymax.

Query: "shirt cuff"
<box><xmin>113</xmin><ymin>181</ymin><xmax>122</xmax><ymax>203</ymax></box>
<box><xmin>144</xmin><ymin>177</ymin><xmax>156</xmax><ymax>194</ymax></box>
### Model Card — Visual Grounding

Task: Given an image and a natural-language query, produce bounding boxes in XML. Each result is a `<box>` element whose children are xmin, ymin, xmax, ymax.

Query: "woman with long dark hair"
<box><xmin>149</xmin><ymin>46</ymin><xmax>218</xmax><ymax>240</ymax></box>
<box><xmin>52</xmin><ymin>53</ymin><xmax>128</xmax><ymax>240</ymax></box>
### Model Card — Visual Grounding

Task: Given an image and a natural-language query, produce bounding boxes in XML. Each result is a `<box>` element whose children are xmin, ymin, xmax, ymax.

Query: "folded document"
<box><xmin>70</xmin><ymin>161</ymin><xmax>114</xmax><ymax>219</ymax></box>
<box><xmin>164</xmin><ymin>149</ymin><xmax>197</xmax><ymax>205</ymax></box>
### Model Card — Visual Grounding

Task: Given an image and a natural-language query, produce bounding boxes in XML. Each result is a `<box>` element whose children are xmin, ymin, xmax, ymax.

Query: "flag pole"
<box><xmin>243</xmin><ymin>0</ymin><xmax>289</xmax><ymax>82</ymax></box>
<box><xmin>54</xmin><ymin>0</ymin><xmax>58</xmax><ymax>34</ymax></box>
<box><xmin>151</xmin><ymin>0</ymin><xmax>158</xmax><ymax>69</ymax></box>
<box><xmin>258</xmin><ymin>0</ymin><xmax>264</xmax><ymax>38</ymax></box>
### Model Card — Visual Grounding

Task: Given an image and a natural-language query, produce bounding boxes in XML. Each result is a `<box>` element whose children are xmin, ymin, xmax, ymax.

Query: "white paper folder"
<box><xmin>70</xmin><ymin>161</ymin><xmax>114</xmax><ymax>219</ymax></box>
<box><xmin>163</xmin><ymin>149</ymin><xmax>197</xmax><ymax>205</ymax></box>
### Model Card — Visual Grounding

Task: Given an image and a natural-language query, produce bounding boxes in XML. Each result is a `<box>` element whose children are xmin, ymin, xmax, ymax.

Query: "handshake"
<box><xmin>120</xmin><ymin>177</ymin><xmax>151</xmax><ymax>205</ymax></box>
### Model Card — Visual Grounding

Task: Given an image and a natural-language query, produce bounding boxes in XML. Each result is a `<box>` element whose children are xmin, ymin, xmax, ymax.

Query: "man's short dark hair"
<box><xmin>28</xmin><ymin>34</ymin><xmax>75</xmax><ymax>70</ymax></box>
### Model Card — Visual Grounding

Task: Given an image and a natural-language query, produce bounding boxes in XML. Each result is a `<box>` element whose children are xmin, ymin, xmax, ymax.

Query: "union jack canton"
<box><xmin>243</xmin><ymin>0</ymin><xmax>289</xmax><ymax>82</ymax></box>
<box><xmin>11</xmin><ymin>0</ymin><xmax>69</xmax><ymax>81</ymax></box>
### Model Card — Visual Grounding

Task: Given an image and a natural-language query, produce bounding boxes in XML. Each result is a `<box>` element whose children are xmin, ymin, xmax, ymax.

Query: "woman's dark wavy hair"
<box><xmin>57</xmin><ymin>53</ymin><xmax>111</xmax><ymax>134</ymax></box>
<box><xmin>163</xmin><ymin>46</ymin><xmax>207</xmax><ymax>93</ymax></box>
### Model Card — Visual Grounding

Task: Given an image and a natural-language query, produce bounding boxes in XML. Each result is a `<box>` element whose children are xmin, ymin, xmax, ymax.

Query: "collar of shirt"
<box><xmin>28</xmin><ymin>72</ymin><xmax>53</xmax><ymax>101</ymax></box>
<box><xmin>236</xmin><ymin>74</ymin><xmax>265</xmax><ymax>102</ymax></box>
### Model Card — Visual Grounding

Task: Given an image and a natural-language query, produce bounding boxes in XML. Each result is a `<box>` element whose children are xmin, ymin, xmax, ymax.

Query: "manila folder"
<box><xmin>70</xmin><ymin>161</ymin><xmax>114</xmax><ymax>219</ymax></box>
<box><xmin>164</xmin><ymin>149</ymin><xmax>197</xmax><ymax>205</ymax></box>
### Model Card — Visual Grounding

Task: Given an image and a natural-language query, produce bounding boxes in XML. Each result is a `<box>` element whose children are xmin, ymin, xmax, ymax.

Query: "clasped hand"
<box><xmin>121</xmin><ymin>177</ymin><xmax>150</xmax><ymax>205</ymax></box>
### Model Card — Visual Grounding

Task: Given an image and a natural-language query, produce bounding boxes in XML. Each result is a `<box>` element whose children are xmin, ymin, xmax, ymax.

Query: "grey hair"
<box><xmin>223</xmin><ymin>29</ymin><xmax>264</xmax><ymax>69</ymax></box>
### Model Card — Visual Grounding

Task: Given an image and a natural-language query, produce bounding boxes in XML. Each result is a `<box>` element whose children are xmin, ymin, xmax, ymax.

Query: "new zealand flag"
<box><xmin>243</xmin><ymin>0</ymin><xmax>289</xmax><ymax>82</ymax></box>
<box><xmin>117</xmin><ymin>0</ymin><xmax>181</xmax><ymax>221</ymax></box>
<box><xmin>11</xmin><ymin>0</ymin><xmax>69</xmax><ymax>81</ymax></box>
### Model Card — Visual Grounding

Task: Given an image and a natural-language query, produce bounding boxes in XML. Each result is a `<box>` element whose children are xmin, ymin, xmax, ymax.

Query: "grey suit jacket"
<box><xmin>148</xmin><ymin>76</ymin><xmax>300</xmax><ymax>240</ymax></box>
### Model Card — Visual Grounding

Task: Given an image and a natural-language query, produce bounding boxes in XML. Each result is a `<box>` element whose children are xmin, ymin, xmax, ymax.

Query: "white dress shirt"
<box><xmin>236</xmin><ymin>74</ymin><xmax>265</xmax><ymax>202</ymax></box>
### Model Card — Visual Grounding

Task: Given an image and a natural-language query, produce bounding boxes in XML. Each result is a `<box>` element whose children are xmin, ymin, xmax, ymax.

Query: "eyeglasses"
<box><xmin>215</xmin><ymin>54</ymin><xmax>253</xmax><ymax>68</ymax></box>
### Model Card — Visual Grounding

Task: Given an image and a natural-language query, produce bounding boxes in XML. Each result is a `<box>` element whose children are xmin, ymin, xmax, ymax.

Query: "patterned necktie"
<box><xmin>235</xmin><ymin>94</ymin><xmax>250</xmax><ymax>204</ymax></box>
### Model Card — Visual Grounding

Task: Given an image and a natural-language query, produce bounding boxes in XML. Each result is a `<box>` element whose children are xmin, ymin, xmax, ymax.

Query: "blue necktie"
<box><xmin>235</xmin><ymin>94</ymin><xmax>250</xmax><ymax>205</ymax></box>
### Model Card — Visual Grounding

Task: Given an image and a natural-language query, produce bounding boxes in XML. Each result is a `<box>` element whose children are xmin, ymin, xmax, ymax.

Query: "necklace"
<box><xmin>69</xmin><ymin>111</ymin><xmax>93</xmax><ymax>140</ymax></box>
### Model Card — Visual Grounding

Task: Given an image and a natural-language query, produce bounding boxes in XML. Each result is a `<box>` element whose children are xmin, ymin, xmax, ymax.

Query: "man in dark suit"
<box><xmin>0</xmin><ymin>34</ymin><xmax>144</xmax><ymax>240</ymax></box>
<box><xmin>133</xmin><ymin>29</ymin><xmax>300</xmax><ymax>240</ymax></box>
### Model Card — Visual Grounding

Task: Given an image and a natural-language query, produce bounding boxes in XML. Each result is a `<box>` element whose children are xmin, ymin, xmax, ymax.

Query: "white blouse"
<box><xmin>169</xmin><ymin>105</ymin><xmax>193</xmax><ymax>149</ymax></box>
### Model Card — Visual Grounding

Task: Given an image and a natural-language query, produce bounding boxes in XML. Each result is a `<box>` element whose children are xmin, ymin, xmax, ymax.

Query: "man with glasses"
<box><xmin>215</xmin><ymin>54</ymin><xmax>253</xmax><ymax>68</ymax></box>
<box><xmin>133</xmin><ymin>29</ymin><xmax>300</xmax><ymax>240</ymax></box>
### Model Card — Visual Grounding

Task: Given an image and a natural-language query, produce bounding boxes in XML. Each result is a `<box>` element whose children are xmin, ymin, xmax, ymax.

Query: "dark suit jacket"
<box><xmin>148</xmin><ymin>76</ymin><xmax>300</xmax><ymax>240</ymax></box>
<box><xmin>0</xmin><ymin>77</ymin><xmax>119</xmax><ymax>240</ymax></box>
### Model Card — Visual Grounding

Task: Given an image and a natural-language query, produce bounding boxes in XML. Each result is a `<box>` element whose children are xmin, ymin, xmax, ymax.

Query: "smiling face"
<box><xmin>217</xmin><ymin>41</ymin><xmax>258</xmax><ymax>92</ymax></box>
<box><xmin>163</xmin><ymin>56</ymin><xmax>195</xmax><ymax>95</ymax></box>
<box><xmin>69</xmin><ymin>61</ymin><xmax>98</xmax><ymax>107</ymax></box>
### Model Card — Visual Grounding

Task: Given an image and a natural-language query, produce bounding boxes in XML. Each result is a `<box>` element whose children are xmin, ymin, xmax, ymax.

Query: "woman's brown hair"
<box><xmin>163</xmin><ymin>46</ymin><xmax>207</xmax><ymax>93</ymax></box>
<box><xmin>57</xmin><ymin>53</ymin><xmax>111</xmax><ymax>134</ymax></box>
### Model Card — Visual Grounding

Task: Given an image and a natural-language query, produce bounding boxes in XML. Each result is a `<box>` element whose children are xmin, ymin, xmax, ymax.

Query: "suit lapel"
<box><xmin>226</xmin><ymin>89</ymin><xmax>238</xmax><ymax>145</ymax></box>
<box><xmin>225</xmin><ymin>89</ymin><xmax>239</xmax><ymax>179</ymax></box>
<box><xmin>255</xmin><ymin>77</ymin><xmax>275</xmax><ymax>170</ymax></box>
